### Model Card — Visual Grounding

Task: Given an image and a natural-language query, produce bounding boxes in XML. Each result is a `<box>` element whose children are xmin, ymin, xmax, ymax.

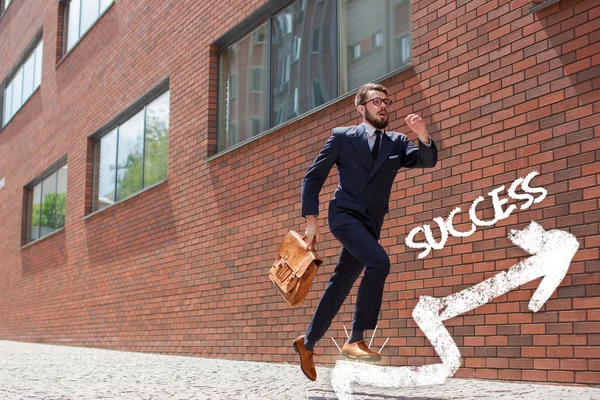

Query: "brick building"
<box><xmin>1</xmin><ymin>0</ymin><xmax>599</xmax><ymax>386</ymax></box>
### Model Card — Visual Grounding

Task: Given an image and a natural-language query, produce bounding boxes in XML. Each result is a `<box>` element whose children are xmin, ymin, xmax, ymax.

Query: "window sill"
<box><xmin>82</xmin><ymin>179</ymin><xmax>167</xmax><ymax>221</ymax></box>
<box><xmin>529</xmin><ymin>0</ymin><xmax>560</xmax><ymax>12</ymax></box>
<box><xmin>20</xmin><ymin>227</ymin><xmax>65</xmax><ymax>250</ymax></box>
<box><xmin>55</xmin><ymin>1</ymin><xmax>115</xmax><ymax>70</ymax></box>
<box><xmin>1</xmin><ymin>86</ymin><xmax>41</xmax><ymax>132</ymax></box>
<box><xmin>207</xmin><ymin>62</ymin><xmax>413</xmax><ymax>162</ymax></box>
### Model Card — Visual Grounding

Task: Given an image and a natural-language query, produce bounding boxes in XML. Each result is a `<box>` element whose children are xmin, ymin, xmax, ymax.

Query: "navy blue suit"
<box><xmin>301</xmin><ymin>123</ymin><xmax>438</xmax><ymax>344</ymax></box>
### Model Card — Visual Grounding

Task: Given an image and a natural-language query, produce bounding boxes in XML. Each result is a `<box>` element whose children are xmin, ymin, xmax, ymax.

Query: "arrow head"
<box><xmin>528</xmin><ymin>229</ymin><xmax>579</xmax><ymax>312</ymax></box>
<box><xmin>509</xmin><ymin>221</ymin><xmax>579</xmax><ymax>312</ymax></box>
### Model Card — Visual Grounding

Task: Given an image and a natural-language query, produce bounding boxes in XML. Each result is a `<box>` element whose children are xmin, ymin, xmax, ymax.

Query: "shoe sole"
<box><xmin>342</xmin><ymin>353</ymin><xmax>382</xmax><ymax>363</ymax></box>
<box><xmin>293</xmin><ymin>340</ymin><xmax>317</xmax><ymax>381</ymax></box>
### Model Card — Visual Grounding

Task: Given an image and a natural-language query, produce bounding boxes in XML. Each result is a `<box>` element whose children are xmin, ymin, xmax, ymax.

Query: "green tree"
<box><xmin>31</xmin><ymin>192</ymin><xmax>66</xmax><ymax>234</ymax></box>
<box><xmin>117</xmin><ymin>112</ymin><xmax>168</xmax><ymax>200</ymax></box>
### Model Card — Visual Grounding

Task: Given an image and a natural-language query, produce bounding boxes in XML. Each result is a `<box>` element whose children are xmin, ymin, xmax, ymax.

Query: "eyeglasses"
<box><xmin>361</xmin><ymin>97</ymin><xmax>393</xmax><ymax>107</ymax></box>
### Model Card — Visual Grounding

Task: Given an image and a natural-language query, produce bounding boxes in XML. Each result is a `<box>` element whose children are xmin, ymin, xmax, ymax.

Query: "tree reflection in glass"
<box><xmin>116</xmin><ymin>110</ymin><xmax>144</xmax><ymax>202</ymax></box>
<box><xmin>143</xmin><ymin>91</ymin><xmax>170</xmax><ymax>187</ymax></box>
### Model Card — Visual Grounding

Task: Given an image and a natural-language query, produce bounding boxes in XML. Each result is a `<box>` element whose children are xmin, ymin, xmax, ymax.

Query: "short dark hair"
<box><xmin>355</xmin><ymin>83</ymin><xmax>389</xmax><ymax>108</ymax></box>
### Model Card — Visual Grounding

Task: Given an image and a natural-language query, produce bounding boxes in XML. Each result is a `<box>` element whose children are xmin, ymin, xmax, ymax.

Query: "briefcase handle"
<box><xmin>302</xmin><ymin>235</ymin><xmax>317</xmax><ymax>251</ymax></box>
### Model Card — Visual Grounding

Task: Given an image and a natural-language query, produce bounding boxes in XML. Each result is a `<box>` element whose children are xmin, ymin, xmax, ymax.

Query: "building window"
<box><xmin>217</xmin><ymin>0</ymin><xmax>411</xmax><ymax>152</ymax></box>
<box><xmin>251</xmin><ymin>118</ymin><xmax>261</xmax><ymax>136</ymax></box>
<box><xmin>292</xmin><ymin>87</ymin><xmax>299</xmax><ymax>115</ymax></box>
<box><xmin>348</xmin><ymin>43</ymin><xmax>361</xmax><ymax>61</ymax></box>
<box><xmin>293</xmin><ymin>36</ymin><xmax>301</xmax><ymax>62</ymax></box>
<box><xmin>311</xmin><ymin>81</ymin><xmax>325</xmax><ymax>107</ymax></box>
<box><xmin>311</xmin><ymin>26</ymin><xmax>321</xmax><ymax>54</ymax></box>
<box><xmin>2</xmin><ymin>39</ymin><xmax>43</xmax><ymax>128</ymax></box>
<box><xmin>27</xmin><ymin>163</ymin><xmax>68</xmax><ymax>243</ymax></box>
<box><xmin>373</xmin><ymin>31</ymin><xmax>383</xmax><ymax>48</ymax></box>
<box><xmin>251</xmin><ymin>67</ymin><xmax>264</xmax><ymax>92</ymax></box>
<box><xmin>64</xmin><ymin>0</ymin><xmax>112</xmax><ymax>54</ymax></box>
<box><xmin>395</xmin><ymin>35</ymin><xmax>411</xmax><ymax>67</ymax></box>
<box><xmin>254</xmin><ymin>25</ymin><xmax>267</xmax><ymax>43</ymax></box>
<box><xmin>92</xmin><ymin>89</ymin><xmax>170</xmax><ymax>212</ymax></box>
<box><xmin>229</xmin><ymin>74</ymin><xmax>237</xmax><ymax>98</ymax></box>
<box><xmin>218</xmin><ymin>22</ymin><xmax>268</xmax><ymax>151</ymax></box>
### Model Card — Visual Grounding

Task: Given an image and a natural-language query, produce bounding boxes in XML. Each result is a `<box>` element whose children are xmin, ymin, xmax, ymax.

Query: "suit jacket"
<box><xmin>301</xmin><ymin>124</ymin><xmax>438</xmax><ymax>239</ymax></box>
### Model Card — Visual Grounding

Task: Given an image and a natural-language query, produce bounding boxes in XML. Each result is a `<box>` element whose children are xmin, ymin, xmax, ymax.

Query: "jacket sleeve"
<box><xmin>401</xmin><ymin>136</ymin><xmax>438</xmax><ymax>169</ymax></box>
<box><xmin>301</xmin><ymin>131</ymin><xmax>342</xmax><ymax>217</ymax></box>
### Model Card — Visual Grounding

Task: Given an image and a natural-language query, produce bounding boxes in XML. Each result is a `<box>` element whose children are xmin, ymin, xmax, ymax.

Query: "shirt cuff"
<box><xmin>419</xmin><ymin>137</ymin><xmax>433</xmax><ymax>147</ymax></box>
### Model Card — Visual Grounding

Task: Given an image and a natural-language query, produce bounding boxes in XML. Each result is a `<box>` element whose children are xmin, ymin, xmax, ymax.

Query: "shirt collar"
<box><xmin>362</xmin><ymin>122</ymin><xmax>386</xmax><ymax>137</ymax></box>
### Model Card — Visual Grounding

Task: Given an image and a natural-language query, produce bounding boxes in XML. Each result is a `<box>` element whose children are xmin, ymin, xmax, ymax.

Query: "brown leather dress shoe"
<box><xmin>342</xmin><ymin>340</ymin><xmax>382</xmax><ymax>362</ymax></box>
<box><xmin>293</xmin><ymin>335</ymin><xmax>317</xmax><ymax>381</ymax></box>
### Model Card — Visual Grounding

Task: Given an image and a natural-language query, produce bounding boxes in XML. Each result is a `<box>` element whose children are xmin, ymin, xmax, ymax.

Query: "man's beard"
<box><xmin>365</xmin><ymin>108</ymin><xmax>389</xmax><ymax>130</ymax></box>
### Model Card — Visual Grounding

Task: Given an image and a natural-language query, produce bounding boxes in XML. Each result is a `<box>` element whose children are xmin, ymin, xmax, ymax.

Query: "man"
<box><xmin>293</xmin><ymin>83</ymin><xmax>438</xmax><ymax>381</ymax></box>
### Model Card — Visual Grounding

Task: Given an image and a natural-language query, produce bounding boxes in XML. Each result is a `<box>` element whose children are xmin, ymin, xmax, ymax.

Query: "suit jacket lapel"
<box><xmin>367</xmin><ymin>133</ymin><xmax>394</xmax><ymax>183</ymax></box>
<box><xmin>349</xmin><ymin>124</ymin><xmax>374</xmax><ymax>171</ymax></box>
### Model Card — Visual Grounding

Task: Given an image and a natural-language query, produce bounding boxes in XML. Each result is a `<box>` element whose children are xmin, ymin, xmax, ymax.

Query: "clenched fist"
<box><xmin>405</xmin><ymin>114</ymin><xmax>430</xmax><ymax>144</ymax></box>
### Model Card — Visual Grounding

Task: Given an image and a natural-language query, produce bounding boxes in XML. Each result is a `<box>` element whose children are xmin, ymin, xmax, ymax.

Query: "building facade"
<box><xmin>1</xmin><ymin>0</ymin><xmax>599</xmax><ymax>385</ymax></box>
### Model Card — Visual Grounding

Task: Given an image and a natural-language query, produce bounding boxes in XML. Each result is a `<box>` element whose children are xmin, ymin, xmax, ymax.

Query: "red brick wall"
<box><xmin>0</xmin><ymin>0</ymin><xmax>599</xmax><ymax>385</ymax></box>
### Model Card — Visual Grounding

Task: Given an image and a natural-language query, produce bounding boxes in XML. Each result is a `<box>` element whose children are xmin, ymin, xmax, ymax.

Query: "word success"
<box><xmin>406</xmin><ymin>171</ymin><xmax>547</xmax><ymax>259</ymax></box>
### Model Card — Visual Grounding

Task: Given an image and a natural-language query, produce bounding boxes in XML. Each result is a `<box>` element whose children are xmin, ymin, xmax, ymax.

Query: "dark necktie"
<box><xmin>372</xmin><ymin>130</ymin><xmax>382</xmax><ymax>159</ymax></box>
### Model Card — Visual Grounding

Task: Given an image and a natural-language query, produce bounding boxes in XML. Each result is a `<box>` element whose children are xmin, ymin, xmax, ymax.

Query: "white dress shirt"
<box><xmin>362</xmin><ymin>122</ymin><xmax>432</xmax><ymax>151</ymax></box>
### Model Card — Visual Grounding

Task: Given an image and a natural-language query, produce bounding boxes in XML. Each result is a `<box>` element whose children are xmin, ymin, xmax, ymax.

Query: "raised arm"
<box><xmin>402</xmin><ymin>114</ymin><xmax>438</xmax><ymax>168</ymax></box>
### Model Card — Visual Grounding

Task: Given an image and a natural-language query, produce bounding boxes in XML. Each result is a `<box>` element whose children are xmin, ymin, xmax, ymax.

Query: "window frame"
<box><xmin>23</xmin><ymin>156</ymin><xmax>68</xmax><ymax>246</ymax></box>
<box><xmin>0</xmin><ymin>0</ymin><xmax>12</xmax><ymax>18</ymax></box>
<box><xmin>88</xmin><ymin>78</ymin><xmax>170</xmax><ymax>215</ymax></box>
<box><xmin>310</xmin><ymin>25</ymin><xmax>321</xmax><ymax>54</ymax></box>
<box><xmin>212</xmin><ymin>0</ymin><xmax>413</xmax><ymax>158</ymax></box>
<box><xmin>1</xmin><ymin>31</ymin><xmax>43</xmax><ymax>129</ymax></box>
<box><xmin>60</xmin><ymin>0</ymin><xmax>114</xmax><ymax>59</ymax></box>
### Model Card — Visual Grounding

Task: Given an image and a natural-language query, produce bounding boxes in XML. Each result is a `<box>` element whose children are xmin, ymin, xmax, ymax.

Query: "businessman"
<box><xmin>293</xmin><ymin>83</ymin><xmax>438</xmax><ymax>381</ymax></box>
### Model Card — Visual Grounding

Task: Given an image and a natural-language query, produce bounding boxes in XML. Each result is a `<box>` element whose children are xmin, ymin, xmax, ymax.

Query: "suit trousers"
<box><xmin>305</xmin><ymin>222</ymin><xmax>391</xmax><ymax>345</ymax></box>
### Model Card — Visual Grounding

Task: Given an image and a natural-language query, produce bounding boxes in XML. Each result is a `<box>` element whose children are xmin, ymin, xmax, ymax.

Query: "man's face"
<box><xmin>361</xmin><ymin>90</ymin><xmax>389</xmax><ymax>130</ymax></box>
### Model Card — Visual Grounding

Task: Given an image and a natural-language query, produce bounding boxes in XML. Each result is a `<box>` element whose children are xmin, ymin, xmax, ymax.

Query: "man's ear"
<box><xmin>357</xmin><ymin>105</ymin><xmax>365</xmax><ymax>119</ymax></box>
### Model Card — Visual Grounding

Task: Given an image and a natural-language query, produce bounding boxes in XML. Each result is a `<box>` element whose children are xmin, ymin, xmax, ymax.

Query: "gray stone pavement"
<box><xmin>1</xmin><ymin>340</ymin><xmax>600</xmax><ymax>400</ymax></box>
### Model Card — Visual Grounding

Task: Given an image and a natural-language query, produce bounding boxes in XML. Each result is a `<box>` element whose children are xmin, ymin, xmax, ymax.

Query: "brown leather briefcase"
<box><xmin>269</xmin><ymin>230</ymin><xmax>322</xmax><ymax>307</ymax></box>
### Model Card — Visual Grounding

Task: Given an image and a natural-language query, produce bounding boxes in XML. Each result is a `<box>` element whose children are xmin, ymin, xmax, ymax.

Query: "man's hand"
<box><xmin>304</xmin><ymin>215</ymin><xmax>320</xmax><ymax>249</ymax></box>
<box><xmin>405</xmin><ymin>114</ymin><xmax>430</xmax><ymax>144</ymax></box>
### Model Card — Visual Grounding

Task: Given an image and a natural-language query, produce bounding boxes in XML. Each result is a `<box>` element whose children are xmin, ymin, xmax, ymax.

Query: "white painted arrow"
<box><xmin>330</xmin><ymin>221</ymin><xmax>579</xmax><ymax>400</ymax></box>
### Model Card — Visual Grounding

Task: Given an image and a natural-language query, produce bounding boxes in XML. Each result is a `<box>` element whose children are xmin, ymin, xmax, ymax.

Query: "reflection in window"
<box><xmin>255</xmin><ymin>26</ymin><xmax>267</xmax><ymax>43</ymax></box>
<box><xmin>64</xmin><ymin>0</ymin><xmax>112</xmax><ymax>53</ymax></box>
<box><xmin>96</xmin><ymin>129</ymin><xmax>117</xmax><ymax>210</ymax></box>
<box><xmin>28</xmin><ymin>164</ymin><xmax>68</xmax><ymax>243</ymax></box>
<box><xmin>374</xmin><ymin>31</ymin><xmax>383</xmax><ymax>48</ymax></box>
<box><xmin>93</xmin><ymin>90</ymin><xmax>170</xmax><ymax>212</ymax></box>
<box><xmin>251</xmin><ymin>68</ymin><xmax>263</xmax><ymax>92</ymax></box>
<box><xmin>293</xmin><ymin>36</ymin><xmax>301</xmax><ymax>61</ymax></box>
<box><xmin>218</xmin><ymin>23</ymin><xmax>268</xmax><ymax>151</ymax></box>
<box><xmin>270</xmin><ymin>0</ymin><xmax>335</xmax><ymax>126</ymax></box>
<box><xmin>340</xmin><ymin>0</ymin><xmax>411</xmax><ymax>92</ymax></box>
<box><xmin>395</xmin><ymin>36</ymin><xmax>411</xmax><ymax>67</ymax></box>
<box><xmin>349</xmin><ymin>43</ymin><xmax>361</xmax><ymax>61</ymax></box>
<box><xmin>30</xmin><ymin>184</ymin><xmax>42</xmax><ymax>242</ymax></box>
<box><xmin>116</xmin><ymin>110</ymin><xmax>145</xmax><ymax>201</ymax></box>
<box><xmin>56</xmin><ymin>166</ymin><xmax>68</xmax><ymax>229</ymax></box>
<box><xmin>311</xmin><ymin>81</ymin><xmax>325</xmax><ymax>107</ymax></box>
<box><xmin>251</xmin><ymin>118</ymin><xmax>261</xmax><ymax>136</ymax></box>
<box><xmin>3</xmin><ymin>40</ymin><xmax>43</xmax><ymax>127</ymax></box>
<box><xmin>144</xmin><ymin>91</ymin><xmax>170</xmax><ymax>188</ymax></box>
<box><xmin>311</xmin><ymin>26</ymin><xmax>321</xmax><ymax>54</ymax></box>
<box><xmin>40</xmin><ymin>172</ymin><xmax>58</xmax><ymax>237</ymax></box>
<box><xmin>217</xmin><ymin>0</ymin><xmax>411</xmax><ymax>152</ymax></box>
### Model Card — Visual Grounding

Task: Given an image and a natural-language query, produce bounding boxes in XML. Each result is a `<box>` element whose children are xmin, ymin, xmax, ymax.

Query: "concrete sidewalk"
<box><xmin>1</xmin><ymin>340</ymin><xmax>599</xmax><ymax>399</ymax></box>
